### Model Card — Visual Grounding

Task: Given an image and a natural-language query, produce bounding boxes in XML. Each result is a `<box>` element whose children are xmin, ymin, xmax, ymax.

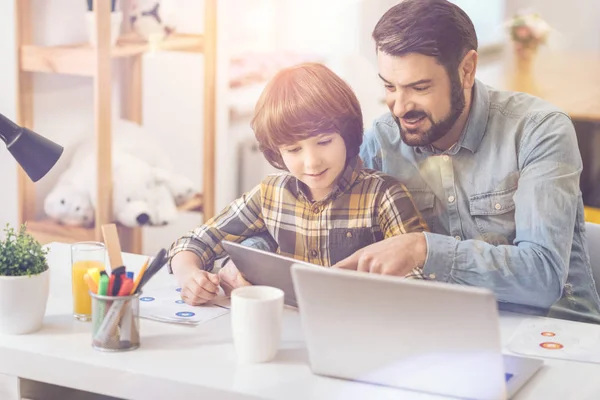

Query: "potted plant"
<box><xmin>85</xmin><ymin>0</ymin><xmax>123</xmax><ymax>47</ymax></box>
<box><xmin>0</xmin><ymin>224</ymin><xmax>50</xmax><ymax>335</ymax></box>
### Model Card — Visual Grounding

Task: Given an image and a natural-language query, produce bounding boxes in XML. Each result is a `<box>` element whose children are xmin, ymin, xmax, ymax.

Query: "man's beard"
<box><xmin>394</xmin><ymin>73</ymin><xmax>466</xmax><ymax>147</ymax></box>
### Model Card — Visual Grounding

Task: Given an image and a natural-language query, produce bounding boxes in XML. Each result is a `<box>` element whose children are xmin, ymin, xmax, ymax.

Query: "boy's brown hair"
<box><xmin>251</xmin><ymin>63</ymin><xmax>363</xmax><ymax>170</ymax></box>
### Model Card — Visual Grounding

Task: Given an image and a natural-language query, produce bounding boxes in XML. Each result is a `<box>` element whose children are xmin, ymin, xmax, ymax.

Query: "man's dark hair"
<box><xmin>373</xmin><ymin>0</ymin><xmax>478</xmax><ymax>75</ymax></box>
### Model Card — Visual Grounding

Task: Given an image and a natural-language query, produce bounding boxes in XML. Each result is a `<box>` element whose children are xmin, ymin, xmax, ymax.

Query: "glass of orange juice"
<box><xmin>71</xmin><ymin>242</ymin><xmax>106</xmax><ymax>321</ymax></box>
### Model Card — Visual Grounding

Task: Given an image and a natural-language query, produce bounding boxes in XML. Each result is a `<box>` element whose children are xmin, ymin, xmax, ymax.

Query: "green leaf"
<box><xmin>0</xmin><ymin>223</ymin><xmax>49</xmax><ymax>277</ymax></box>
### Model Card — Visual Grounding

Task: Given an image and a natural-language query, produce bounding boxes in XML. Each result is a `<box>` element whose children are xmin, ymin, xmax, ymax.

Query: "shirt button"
<box><xmin>448</xmin><ymin>195</ymin><xmax>455</xmax><ymax>203</ymax></box>
<box><xmin>312</xmin><ymin>205</ymin><xmax>320</xmax><ymax>213</ymax></box>
<box><xmin>310</xmin><ymin>250</ymin><xmax>318</xmax><ymax>258</ymax></box>
<box><xmin>442</xmin><ymin>155</ymin><xmax>449</xmax><ymax>162</ymax></box>
<box><xmin>494</xmin><ymin>203</ymin><xmax>502</xmax><ymax>210</ymax></box>
<box><xmin>428</xmin><ymin>273</ymin><xmax>436</xmax><ymax>279</ymax></box>
<box><xmin>346</xmin><ymin>231</ymin><xmax>353</xmax><ymax>238</ymax></box>
<box><xmin>454</xmin><ymin>236</ymin><xmax>462</xmax><ymax>241</ymax></box>
<box><xmin>565</xmin><ymin>283</ymin><xmax>573</xmax><ymax>295</ymax></box>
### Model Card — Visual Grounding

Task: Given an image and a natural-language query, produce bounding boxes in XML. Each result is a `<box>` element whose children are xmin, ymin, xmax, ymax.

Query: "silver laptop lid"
<box><xmin>291</xmin><ymin>263</ymin><xmax>508</xmax><ymax>400</ymax></box>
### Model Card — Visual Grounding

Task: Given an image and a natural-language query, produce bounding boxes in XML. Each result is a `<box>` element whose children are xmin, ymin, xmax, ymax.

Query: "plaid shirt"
<box><xmin>169</xmin><ymin>156</ymin><xmax>428</xmax><ymax>278</ymax></box>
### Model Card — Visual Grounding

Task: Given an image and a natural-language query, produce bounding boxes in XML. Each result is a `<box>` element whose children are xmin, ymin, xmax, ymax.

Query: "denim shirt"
<box><xmin>360</xmin><ymin>79</ymin><xmax>600</xmax><ymax>323</ymax></box>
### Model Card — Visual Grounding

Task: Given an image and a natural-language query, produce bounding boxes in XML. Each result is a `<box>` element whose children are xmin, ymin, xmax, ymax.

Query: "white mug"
<box><xmin>231</xmin><ymin>286</ymin><xmax>284</xmax><ymax>363</ymax></box>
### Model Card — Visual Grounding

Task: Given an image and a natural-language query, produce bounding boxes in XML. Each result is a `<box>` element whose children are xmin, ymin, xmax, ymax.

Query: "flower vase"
<box><xmin>511</xmin><ymin>43</ymin><xmax>540</xmax><ymax>96</ymax></box>
<box><xmin>513</xmin><ymin>43</ymin><xmax>538</xmax><ymax>74</ymax></box>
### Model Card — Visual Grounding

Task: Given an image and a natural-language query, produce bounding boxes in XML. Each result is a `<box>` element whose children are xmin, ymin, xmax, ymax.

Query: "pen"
<box><xmin>134</xmin><ymin>249</ymin><xmax>167</xmax><ymax>294</ymax></box>
<box><xmin>131</xmin><ymin>257</ymin><xmax>150</xmax><ymax>294</ymax></box>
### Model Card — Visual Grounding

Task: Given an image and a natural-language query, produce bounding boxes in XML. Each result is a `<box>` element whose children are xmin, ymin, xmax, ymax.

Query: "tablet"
<box><xmin>221</xmin><ymin>240</ymin><xmax>313</xmax><ymax>307</ymax></box>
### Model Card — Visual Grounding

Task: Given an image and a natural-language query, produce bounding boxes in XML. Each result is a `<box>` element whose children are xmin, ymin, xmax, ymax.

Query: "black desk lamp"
<box><xmin>0</xmin><ymin>113</ymin><xmax>63</xmax><ymax>182</ymax></box>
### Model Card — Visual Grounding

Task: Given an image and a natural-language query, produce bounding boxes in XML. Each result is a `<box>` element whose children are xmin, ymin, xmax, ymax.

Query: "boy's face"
<box><xmin>377</xmin><ymin>51</ymin><xmax>465</xmax><ymax>147</ymax></box>
<box><xmin>279</xmin><ymin>133</ymin><xmax>347</xmax><ymax>201</ymax></box>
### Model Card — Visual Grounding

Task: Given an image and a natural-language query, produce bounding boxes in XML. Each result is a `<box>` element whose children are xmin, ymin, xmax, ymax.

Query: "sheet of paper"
<box><xmin>139</xmin><ymin>281</ymin><xmax>230</xmax><ymax>325</ymax></box>
<box><xmin>507</xmin><ymin>317</ymin><xmax>600</xmax><ymax>363</ymax></box>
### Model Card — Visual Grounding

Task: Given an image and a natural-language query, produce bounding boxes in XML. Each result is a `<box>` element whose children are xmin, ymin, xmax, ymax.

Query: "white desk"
<box><xmin>1</xmin><ymin>242</ymin><xmax>600</xmax><ymax>400</ymax></box>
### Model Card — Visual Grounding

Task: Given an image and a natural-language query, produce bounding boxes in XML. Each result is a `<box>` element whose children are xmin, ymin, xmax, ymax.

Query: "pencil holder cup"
<box><xmin>90</xmin><ymin>292</ymin><xmax>140</xmax><ymax>352</ymax></box>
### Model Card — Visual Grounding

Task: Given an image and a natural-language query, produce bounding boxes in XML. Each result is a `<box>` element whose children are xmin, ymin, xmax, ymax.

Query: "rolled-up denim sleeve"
<box><xmin>424</xmin><ymin>112</ymin><xmax>581</xmax><ymax>309</ymax></box>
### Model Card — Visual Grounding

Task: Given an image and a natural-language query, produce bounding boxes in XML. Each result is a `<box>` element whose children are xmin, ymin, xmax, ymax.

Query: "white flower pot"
<box><xmin>85</xmin><ymin>11</ymin><xmax>123</xmax><ymax>47</ymax></box>
<box><xmin>0</xmin><ymin>269</ymin><xmax>50</xmax><ymax>335</ymax></box>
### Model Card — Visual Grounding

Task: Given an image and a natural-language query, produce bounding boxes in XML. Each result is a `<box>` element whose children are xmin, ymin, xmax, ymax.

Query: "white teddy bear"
<box><xmin>79</xmin><ymin>119</ymin><xmax>197</xmax><ymax>206</ymax></box>
<box><xmin>44</xmin><ymin>161</ymin><xmax>95</xmax><ymax>227</ymax></box>
<box><xmin>44</xmin><ymin>182</ymin><xmax>95</xmax><ymax>227</ymax></box>
<box><xmin>44</xmin><ymin>119</ymin><xmax>197</xmax><ymax>227</ymax></box>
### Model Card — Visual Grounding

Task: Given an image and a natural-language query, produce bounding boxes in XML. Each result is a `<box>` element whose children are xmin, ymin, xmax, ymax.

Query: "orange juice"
<box><xmin>72</xmin><ymin>260</ymin><xmax>105</xmax><ymax>318</ymax></box>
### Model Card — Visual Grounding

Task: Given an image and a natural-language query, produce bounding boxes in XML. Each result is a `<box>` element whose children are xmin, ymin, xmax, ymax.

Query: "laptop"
<box><xmin>290</xmin><ymin>263</ymin><xmax>543</xmax><ymax>400</ymax></box>
<box><xmin>221</xmin><ymin>240</ymin><xmax>309</xmax><ymax>307</ymax></box>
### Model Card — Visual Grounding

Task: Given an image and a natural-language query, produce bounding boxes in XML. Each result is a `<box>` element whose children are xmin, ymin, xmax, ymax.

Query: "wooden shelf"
<box><xmin>26</xmin><ymin>219</ymin><xmax>96</xmax><ymax>245</ymax></box>
<box><xmin>16</xmin><ymin>0</ymin><xmax>216</xmax><ymax>254</ymax></box>
<box><xmin>20</xmin><ymin>33</ymin><xmax>204</xmax><ymax>76</ymax></box>
<box><xmin>26</xmin><ymin>219</ymin><xmax>141</xmax><ymax>251</ymax></box>
<box><xmin>177</xmin><ymin>194</ymin><xmax>204</xmax><ymax>213</ymax></box>
<box><xmin>27</xmin><ymin>192</ymin><xmax>203</xmax><ymax>246</ymax></box>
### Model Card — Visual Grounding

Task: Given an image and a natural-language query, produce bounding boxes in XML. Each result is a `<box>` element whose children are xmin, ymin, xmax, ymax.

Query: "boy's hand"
<box><xmin>180</xmin><ymin>269</ymin><xmax>221</xmax><ymax>306</ymax></box>
<box><xmin>218</xmin><ymin>258</ymin><xmax>251</xmax><ymax>296</ymax></box>
<box><xmin>171</xmin><ymin>251</ymin><xmax>220</xmax><ymax>305</ymax></box>
<box><xmin>333</xmin><ymin>233</ymin><xmax>428</xmax><ymax>277</ymax></box>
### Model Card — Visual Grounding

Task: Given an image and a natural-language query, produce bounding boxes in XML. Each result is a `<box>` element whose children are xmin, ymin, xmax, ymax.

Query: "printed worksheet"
<box><xmin>507</xmin><ymin>317</ymin><xmax>600</xmax><ymax>363</ymax></box>
<box><xmin>139</xmin><ymin>282</ymin><xmax>230</xmax><ymax>325</ymax></box>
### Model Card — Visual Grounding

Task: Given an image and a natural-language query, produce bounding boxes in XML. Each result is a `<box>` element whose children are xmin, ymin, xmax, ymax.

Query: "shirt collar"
<box><xmin>294</xmin><ymin>155</ymin><xmax>362</xmax><ymax>203</ymax></box>
<box><xmin>460</xmin><ymin>79</ymin><xmax>489</xmax><ymax>153</ymax></box>
<box><xmin>416</xmin><ymin>79</ymin><xmax>489</xmax><ymax>156</ymax></box>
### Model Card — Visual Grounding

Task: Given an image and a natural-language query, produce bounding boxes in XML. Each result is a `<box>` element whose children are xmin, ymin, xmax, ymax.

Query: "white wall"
<box><xmin>506</xmin><ymin>0</ymin><xmax>600</xmax><ymax>51</ymax></box>
<box><xmin>0</xmin><ymin>1</ymin><xmax>18</xmax><ymax>230</ymax></box>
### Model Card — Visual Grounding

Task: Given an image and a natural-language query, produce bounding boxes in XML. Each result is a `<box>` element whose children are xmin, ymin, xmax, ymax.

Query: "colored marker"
<box><xmin>84</xmin><ymin>273</ymin><xmax>98</xmax><ymax>294</ymax></box>
<box><xmin>88</xmin><ymin>268</ymin><xmax>101</xmax><ymax>287</ymax></box>
<box><xmin>117</xmin><ymin>278</ymin><xmax>134</xmax><ymax>297</ymax></box>
<box><xmin>98</xmin><ymin>274</ymin><xmax>109</xmax><ymax>296</ymax></box>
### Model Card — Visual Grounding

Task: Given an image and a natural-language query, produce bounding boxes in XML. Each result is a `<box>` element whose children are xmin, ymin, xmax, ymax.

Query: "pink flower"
<box><xmin>515</xmin><ymin>26</ymin><xmax>533</xmax><ymax>40</ymax></box>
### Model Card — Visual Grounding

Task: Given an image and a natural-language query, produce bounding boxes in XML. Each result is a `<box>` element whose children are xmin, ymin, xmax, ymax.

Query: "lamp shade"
<box><xmin>0</xmin><ymin>113</ymin><xmax>63</xmax><ymax>182</ymax></box>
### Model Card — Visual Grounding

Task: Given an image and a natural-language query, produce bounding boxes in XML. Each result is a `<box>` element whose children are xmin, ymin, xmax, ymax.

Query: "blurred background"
<box><xmin>1</xmin><ymin>0</ymin><xmax>599</xmax><ymax>255</ymax></box>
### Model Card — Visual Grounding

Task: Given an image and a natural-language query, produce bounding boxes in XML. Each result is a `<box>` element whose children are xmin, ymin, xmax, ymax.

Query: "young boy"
<box><xmin>169</xmin><ymin>63</ymin><xmax>428</xmax><ymax>306</ymax></box>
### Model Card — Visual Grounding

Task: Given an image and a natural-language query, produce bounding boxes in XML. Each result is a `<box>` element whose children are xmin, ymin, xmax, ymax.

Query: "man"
<box><xmin>211</xmin><ymin>0</ymin><xmax>600</xmax><ymax>323</ymax></box>
<box><xmin>333</xmin><ymin>0</ymin><xmax>600</xmax><ymax>323</ymax></box>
